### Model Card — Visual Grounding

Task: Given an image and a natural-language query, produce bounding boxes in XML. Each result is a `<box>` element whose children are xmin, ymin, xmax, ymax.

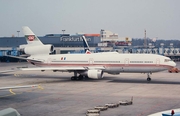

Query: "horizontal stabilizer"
<box><xmin>6</xmin><ymin>55</ymin><xmax>44</xmax><ymax>62</ymax></box>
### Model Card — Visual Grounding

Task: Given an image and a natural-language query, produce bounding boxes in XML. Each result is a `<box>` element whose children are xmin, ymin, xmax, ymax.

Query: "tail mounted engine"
<box><xmin>20</xmin><ymin>44</ymin><xmax>54</xmax><ymax>55</ymax></box>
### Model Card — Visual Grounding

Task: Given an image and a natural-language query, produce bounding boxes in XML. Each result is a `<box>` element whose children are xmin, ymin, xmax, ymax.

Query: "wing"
<box><xmin>5</xmin><ymin>55</ymin><xmax>43</xmax><ymax>62</ymax></box>
<box><xmin>20</xmin><ymin>66</ymin><xmax>105</xmax><ymax>71</ymax></box>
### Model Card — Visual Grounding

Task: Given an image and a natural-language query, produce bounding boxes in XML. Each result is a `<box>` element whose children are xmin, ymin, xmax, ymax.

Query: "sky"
<box><xmin>0</xmin><ymin>0</ymin><xmax>180</xmax><ymax>40</ymax></box>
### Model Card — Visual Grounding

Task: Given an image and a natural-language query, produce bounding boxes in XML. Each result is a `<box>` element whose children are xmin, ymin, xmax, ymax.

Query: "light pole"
<box><xmin>17</xmin><ymin>31</ymin><xmax>20</xmax><ymax>37</ymax></box>
<box><xmin>62</xmin><ymin>30</ymin><xmax>65</xmax><ymax>34</ymax></box>
<box><xmin>101</xmin><ymin>29</ymin><xmax>104</xmax><ymax>52</ymax></box>
<box><xmin>62</xmin><ymin>30</ymin><xmax>65</xmax><ymax>47</ymax></box>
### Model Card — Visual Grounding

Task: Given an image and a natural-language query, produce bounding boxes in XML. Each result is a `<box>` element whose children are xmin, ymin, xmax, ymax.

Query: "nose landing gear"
<box><xmin>147</xmin><ymin>73</ymin><xmax>151</xmax><ymax>81</ymax></box>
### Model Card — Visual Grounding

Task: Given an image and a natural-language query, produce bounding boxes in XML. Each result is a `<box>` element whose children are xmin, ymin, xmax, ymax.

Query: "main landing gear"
<box><xmin>71</xmin><ymin>75</ymin><xmax>84</xmax><ymax>80</ymax></box>
<box><xmin>71</xmin><ymin>71</ymin><xmax>84</xmax><ymax>80</ymax></box>
<box><xmin>147</xmin><ymin>73</ymin><xmax>151</xmax><ymax>81</ymax></box>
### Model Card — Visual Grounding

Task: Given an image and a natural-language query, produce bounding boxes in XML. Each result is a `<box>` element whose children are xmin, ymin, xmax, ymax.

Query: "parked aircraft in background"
<box><xmin>82</xmin><ymin>36</ymin><xmax>118</xmax><ymax>54</ymax></box>
<box><xmin>7</xmin><ymin>26</ymin><xmax>176</xmax><ymax>81</ymax></box>
<box><xmin>82</xmin><ymin>36</ymin><xmax>91</xmax><ymax>54</ymax></box>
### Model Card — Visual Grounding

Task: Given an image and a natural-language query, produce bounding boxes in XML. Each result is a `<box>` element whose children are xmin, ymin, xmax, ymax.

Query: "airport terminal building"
<box><xmin>1</xmin><ymin>29</ymin><xmax>180</xmax><ymax>62</ymax></box>
<box><xmin>0</xmin><ymin>30</ymin><xmax>131</xmax><ymax>54</ymax></box>
<box><xmin>0</xmin><ymin>34</ymin><xmax>100</xmax><ymax>48</ymax></box>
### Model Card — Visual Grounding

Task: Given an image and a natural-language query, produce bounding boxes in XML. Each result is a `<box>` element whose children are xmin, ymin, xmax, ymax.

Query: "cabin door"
<box><xmin>124</xmin><ymin>58</ymin><xmax>129</xmax><ymax>66</ymax></box>
<box><xmin>156</xmin><ymin>58</ymin><xmax>160</xmax><ymax>66</ymax></box>
<box><xmin>89</xmin><ymin>58</ymin><xmax>94</xmax><ymax>65</ymax></box>
<box><xmin>47</xmin><ymin>58</ymin><xmax>51</xmax><ymax>65</ymax></box>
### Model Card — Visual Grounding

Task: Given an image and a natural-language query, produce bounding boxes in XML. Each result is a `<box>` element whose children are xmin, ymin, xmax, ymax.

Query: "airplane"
<box><xmin>7</xmin><ymin>26</ymin><xmax>176</xmax><ymax>81</ymax></box>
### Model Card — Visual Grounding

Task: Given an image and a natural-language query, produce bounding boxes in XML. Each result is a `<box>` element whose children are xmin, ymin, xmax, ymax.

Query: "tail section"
<box><xmin>82</xmin><ymin>36</ymin><xmax>91</xmax><ymax>54</ymax></box>
<box><xmin>20</xmin><ymin>26</ymin><xmax>54</xmax><ymax>55</ymax></box>
<box><xmin>22</xmin><ymin>26</ymin><xmax>43</xmax><ymax>46</ymax></box>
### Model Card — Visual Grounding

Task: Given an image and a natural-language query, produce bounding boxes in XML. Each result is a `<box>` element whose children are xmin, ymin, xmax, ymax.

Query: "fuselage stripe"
<box><xmin>31</xmin><ymin>62</ymin><xmax>173</xmax><ymax>68</ymax></box>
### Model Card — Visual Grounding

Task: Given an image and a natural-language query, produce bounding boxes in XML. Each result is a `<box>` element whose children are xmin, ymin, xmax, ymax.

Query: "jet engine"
<box><xmin>20</xmin><ymin>44</ymin><xmax>54</xmax><ymax>55</ymax></box>
<box><xmin>83</xmin><ymin>70</ymin><xmax>104</xmax><ymax>79</ymax></box>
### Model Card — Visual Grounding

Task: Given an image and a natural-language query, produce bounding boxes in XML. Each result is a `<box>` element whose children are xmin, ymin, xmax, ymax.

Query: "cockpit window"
<box><xmin>164</xmin><ymin>59</ymin><xmax>172</xmax><ymax>62</ymax></box>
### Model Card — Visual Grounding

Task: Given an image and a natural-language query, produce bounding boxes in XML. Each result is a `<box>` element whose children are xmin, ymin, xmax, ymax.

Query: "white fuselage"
<box><xmin>29</xmin><ymin>53</ymin><xmax>176</xmax><ymax>73</ymax></box>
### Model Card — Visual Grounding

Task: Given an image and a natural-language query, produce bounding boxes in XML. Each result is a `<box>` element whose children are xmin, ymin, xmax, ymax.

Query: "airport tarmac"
<box><xmin>0</xmin><ymin>62</ymin><xmax>180</xmax><ymax>116</ymax></box>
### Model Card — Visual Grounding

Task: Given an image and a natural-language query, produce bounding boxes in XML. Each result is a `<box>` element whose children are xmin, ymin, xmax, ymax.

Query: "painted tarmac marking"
<box><xmin>9</xmin><ymin>89</ymin><xmax>16</xmax><ymax>95</ymax></box>
<box><xmin>0</xmin><ymin>93</ymin><xmax>16</xmax><ymax>98</ymax></box>
<box><xmin>14</xmin><ymin>73</ymin><xmax>21</xmax><ymax>77</ymax></box>
<box><xmin>0</xmin><ymin>84</ymin><xmax>43</xmax><ymax>98</ymax></box>
<box><xmin>38</xmin><ymin>85</ymin><xmax>44</xmax><ymax>90</ymax></box>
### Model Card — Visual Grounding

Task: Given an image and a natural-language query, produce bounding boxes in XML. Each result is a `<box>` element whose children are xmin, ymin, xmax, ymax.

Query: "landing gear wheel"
<box><xmin>71</xmin><ymin>76</ymin><xmax>74</xmax><ymax>80</ymax></box>
<box><xmin>147</xmin><ymin>73</ymin><xmax>152</xmax><ymax>81</ymax></box>
<box><xmin>71</xmin><ymin>71</ymin><xmax>78</xmax><ymax>80</ymax></box>
<box><xmin>71</xmin><ymin>76</ymin><xmax>77</xmax><ymax>80</ymax></box>
<box><xmin>76</xmin><ymin>77</ymin><xmax>79</xmax><ymax>80</ymax></box>
<box><xmin>147</xmin><ymin>77</ymin><xmax>151</xmax><ymax>81</ymax></box>
<box><xmin>78</xmin><ymin>75</ymin><xmax>84</xmax><ymax>80</ymax></box>
<box><xmin>71</xmin><ymin>75</ymin><xmax>84</xmax><ymax>81</ymax></box>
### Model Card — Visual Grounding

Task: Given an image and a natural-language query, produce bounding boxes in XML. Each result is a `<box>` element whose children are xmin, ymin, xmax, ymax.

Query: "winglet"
<box><xmin>22</xmin><ymin>26</ymin><xmax>43</xmax><ymax>45</ymax></box>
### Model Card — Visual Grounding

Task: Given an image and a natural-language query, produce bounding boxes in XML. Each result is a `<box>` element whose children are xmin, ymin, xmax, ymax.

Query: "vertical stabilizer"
<box><xmin>82</xmin><ymin>36</ymin><xmax>91</xmax><ymax>54</ymax></box>
<box><xmin>22</xmin><ymin>26</ymin><xmax>43</xmax><ymax>46</ymax></box>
